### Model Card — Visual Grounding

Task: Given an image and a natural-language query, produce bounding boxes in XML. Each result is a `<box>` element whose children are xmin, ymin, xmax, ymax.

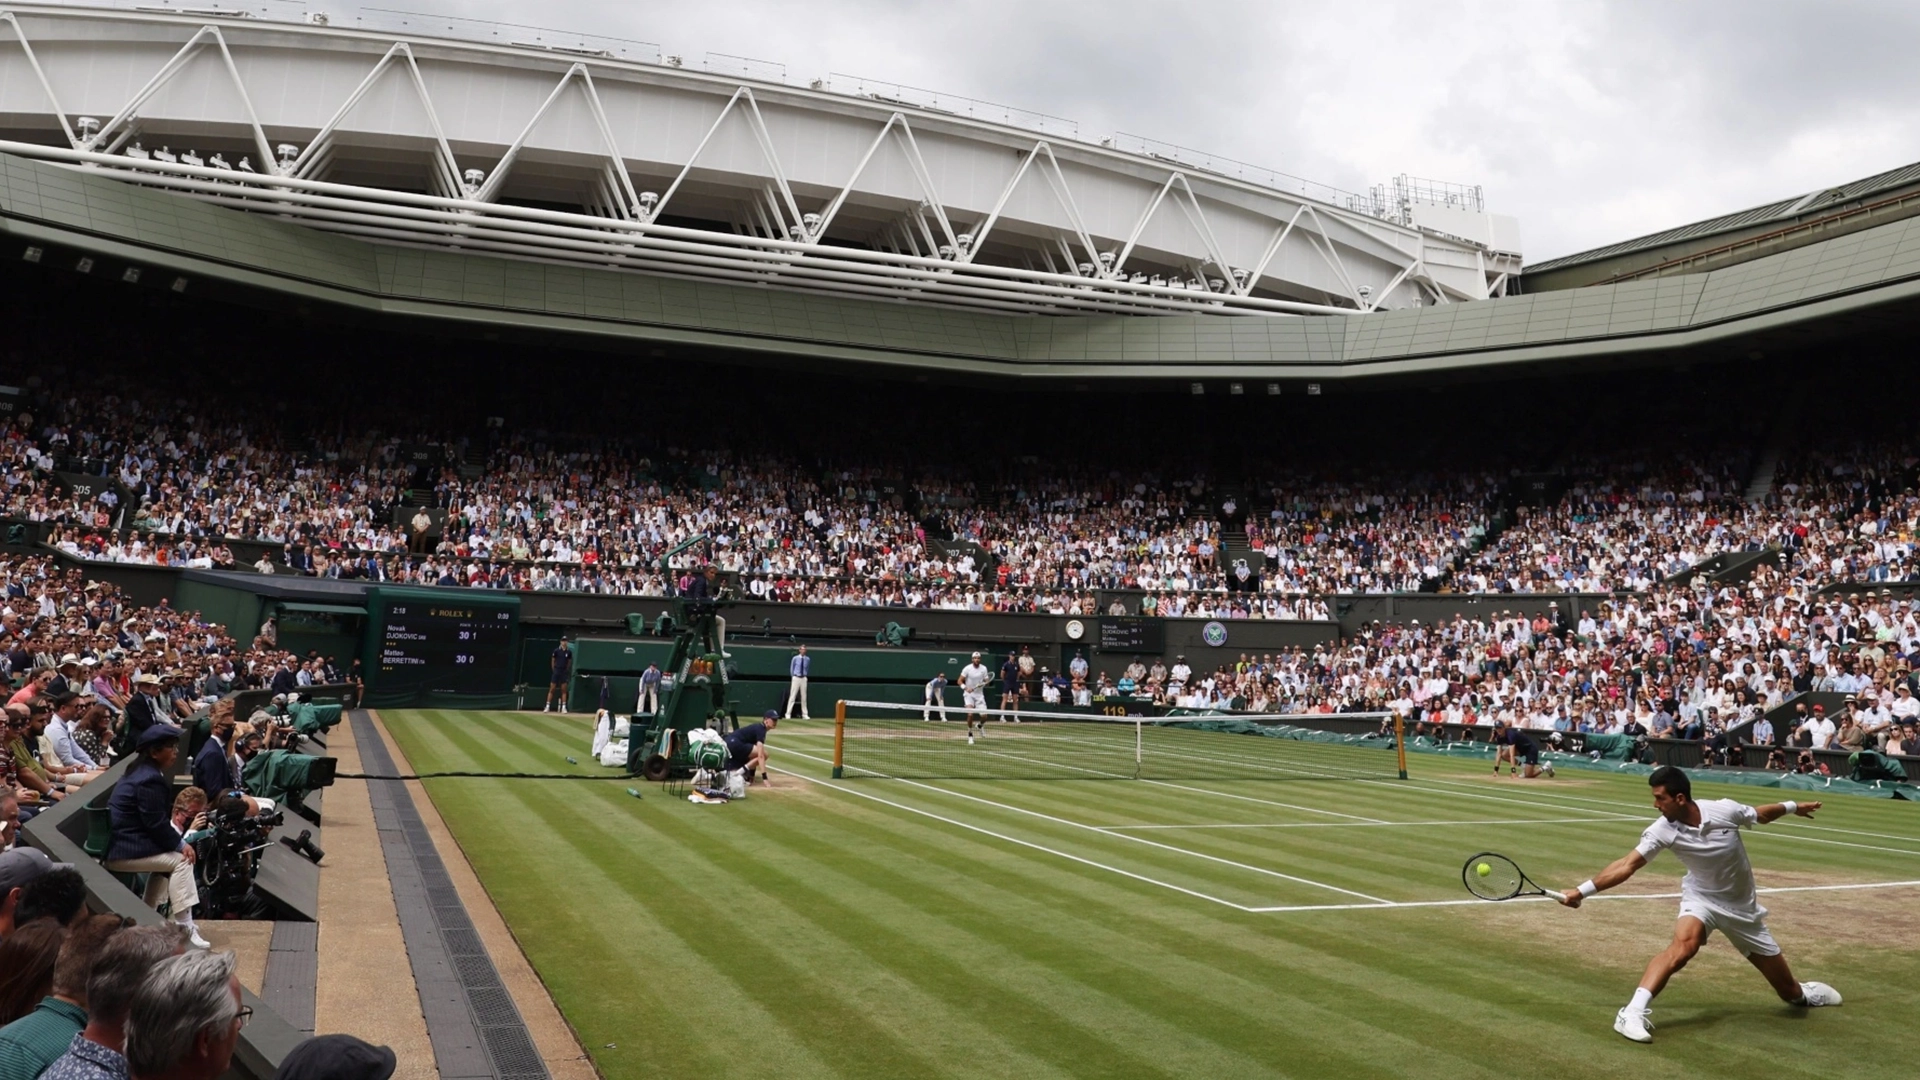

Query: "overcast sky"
<box><xmin>401</xmin><ymin>0</ymin><xmax>1920</xmax><ymax>262</ymax></box>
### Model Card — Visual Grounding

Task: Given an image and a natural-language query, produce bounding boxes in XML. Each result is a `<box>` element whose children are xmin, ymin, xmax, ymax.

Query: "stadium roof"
<box><xmin>9</xmin><ymin>149</ymin><xmax>1920</xmax><ymax>385</ymax></box>
<box><xmin>1524</xmin><ymin>157</ymin><xmax>1920</xmax><ymax>289</ymax></box>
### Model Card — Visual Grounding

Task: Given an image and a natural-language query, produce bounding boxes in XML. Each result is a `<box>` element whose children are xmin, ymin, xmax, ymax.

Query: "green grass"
<box><xmin>379</xmin><ymin>709</ymin><xmax>1920</xmax><ymax>1080</ymax></box>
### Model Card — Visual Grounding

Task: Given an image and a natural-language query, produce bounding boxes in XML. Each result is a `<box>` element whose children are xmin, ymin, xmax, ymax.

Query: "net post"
<box><xmin>832</xmin><ymin>699</ymin><xmax>846</xmax><ymax>779</ymax></box>
<box><xmin>1393</xmin><ymin>711</ymin><xmax>1408</xmax><ymax>780</ymax></box>
<box><xmin>1135</xmin><ymin>718</ymin><xmax>1143</xmax><ymax>779</ymax></box>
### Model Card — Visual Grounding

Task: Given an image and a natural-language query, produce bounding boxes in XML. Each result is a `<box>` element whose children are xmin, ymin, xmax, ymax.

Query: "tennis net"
<box><xmin>821</xmin><ymin>699</ymin><xmax>1407</xmax><ymax>781</ymax></box>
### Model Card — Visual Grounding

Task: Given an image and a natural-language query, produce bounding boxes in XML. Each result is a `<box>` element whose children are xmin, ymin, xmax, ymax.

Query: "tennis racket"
<box><xmin>1461</xmin><ymin>852</ymin><xmax>1552</xmax><ymax>901</ymax></box>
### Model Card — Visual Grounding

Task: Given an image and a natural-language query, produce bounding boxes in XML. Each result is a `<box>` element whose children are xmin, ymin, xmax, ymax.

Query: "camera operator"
<box><xmin>102</xmin><ymin>725</ymin><xmax>210</xmax><ymax>948</ymax></box>
<box><xmin>196</xmin><ymin>790</ymin><xmax>282</xmax><ymax>919</ymax></box>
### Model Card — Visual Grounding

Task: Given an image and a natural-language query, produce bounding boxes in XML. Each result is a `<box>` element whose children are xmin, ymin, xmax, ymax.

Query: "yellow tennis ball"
<box><xmin>1476</xmin><ymin>862</ymin><xmax>1492</xmax><ymax>878</ymax></box>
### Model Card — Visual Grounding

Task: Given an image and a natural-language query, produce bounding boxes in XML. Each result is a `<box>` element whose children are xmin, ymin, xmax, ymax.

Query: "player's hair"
<box><xmin>1648</xmin><ymin>765</ymin><xmax>1691</xmax><ymax>800</ymax></box>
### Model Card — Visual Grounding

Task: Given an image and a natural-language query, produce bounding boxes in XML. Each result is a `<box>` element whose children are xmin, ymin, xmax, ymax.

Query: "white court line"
<box><xmin>776</xmin><ymin>744</ymin><xmax>1389</xmax><ymax>904</ymax></box>
<box><xmin>1100</xmin><ymin>817</ymin><xmax>1628</xmax><ymax>831</ymax></box>
<box><xmin>1246</xmin><ymin>878</ymin><xmax>1920</xmax><ymax>914</ymax></box>
<box><xmin>763</xmin><ymin>763</ymin><xmax>1258</xmax><ymax>912</ymax></box>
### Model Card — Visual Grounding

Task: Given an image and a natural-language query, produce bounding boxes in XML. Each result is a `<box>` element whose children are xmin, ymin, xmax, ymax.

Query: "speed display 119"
<box><xmin>378</xmin><ymin>600</ymin><xmax>516</xmax><ymax>693</ymax></box>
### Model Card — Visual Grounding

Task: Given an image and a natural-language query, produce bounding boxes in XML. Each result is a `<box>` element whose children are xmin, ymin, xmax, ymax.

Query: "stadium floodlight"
<box><xmin>956</xmin><ymin>232</ymin><xmax>974</xmax><ymax>251</ymax></box>
<box><xmin>74</xmin><ymin>257</ymin><xmax>93</xmax><ymax>273</ymax></box>
<box><xmin>237</xmin><ymin>156</ymin><xmax>254</xmax><ymax>173</ymax></box>
<box><xmin>153</xmin><ymin>147</ymin><xmax>177</xmax><ymax>163</ymax></box>
<box><xmin>180</xmin><ymin>150</ymin><xmax>203</xmax><ymax>167</ymax></box>
<box><xmin>1098</xmin><ymin>251</ymin><xmax>1116</xmax><ymax>269</ymax></box>
<box><xmin>124</xmin><ymin>142</ymin><xmax>148</xmax><ymax>160</ymax></box>
<box><xmin>638</xmin><ymin>191</ymin><xmax>659</xmax><ymax>217</ymax></box>
<box><xmin>1266</xmin><ymin>382</ymin><xmax>1281</xmax><ymax>396</ymax></box>
<box><xmin>22</xmin><ymin>246</ymin><xmax>41</xmax><ymax>263</ymax></box>
<box><xmin>1231</xmin><ymin>267</ymin><xmax>1249</xmax><ymax>286</ymax></box>
<box><xmin>1229</xmin><ymin>382</ymin><xmax>1243</xmax><ymax>395</ymax></box>
<box><xmin>275</xmin><ymin>143</ymin><xmax>300</xmax><ymax>171</ymax></box>
<box><xmin>462</xmin><ymin>168</ymin><xmax>486</xmax><ymax>195</ymax></box>
<box><xmin>1307</xmin><ymin>383</ymin><xmax>1321</xmax><ymax>396</ymax></box>
<box><xmin>938</xmin><ymin>244</ymin><xmax>955</xmax><ymax>259</ymax></box>
<box><xmin>75</xmin><ymin>117</ymin><xmax>100</xmax><ymax>144</ymax></box>
<box><xmin>1077</xmin><ymin>263</ymin><xmax>1094</xmax><ymax>276</ymax></box>
<box><xmin>802</xmin><ymin>213</ymin><xmax>822</xmax><ymax>236</ymax></box>
<box><xmin>1150</xmin><ymin>275</ymin><xmax>1167</xmax><ymax>287</ymax></box>
<box><xmin>1190</xmin><ymin>382</ymin><xmax>1204</xmax><ymax>395</ymax></box>
<box><xmin>171</xmin><ymin>276</ymin><xmax>188</xmax><ymax>293</ymax></box>
<box><xmin>209</xmin><ymin>153</ymin><xmax>230</xmax><ymax>170</ymax></box>
<box><xmin>121</xmin><ymin>267</ymin><xmax>141</xmax><ymax>283</ymax></box>
<box><xmin>1358</xmin><ymin>284</ymin><xmax>1373</xmax><ymax>307</ymax></box>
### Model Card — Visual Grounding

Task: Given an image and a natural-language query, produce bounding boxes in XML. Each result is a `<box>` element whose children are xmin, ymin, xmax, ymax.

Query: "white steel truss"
<box><xmin>0</xmin><ymin>6</ymin><xmax>1517</xmax><ymax>317</ymax></box>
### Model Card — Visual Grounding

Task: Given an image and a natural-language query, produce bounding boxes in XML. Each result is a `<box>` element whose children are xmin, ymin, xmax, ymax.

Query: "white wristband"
<box><xmin>1577</xmin><ymin>880</ymin><xmax>1597</xmax><ymax>898</ymax></box>
<box><xmin>1781</xmin><ymin>801</ymin><xmax>1797</xmax><ymax>815</ymax></box>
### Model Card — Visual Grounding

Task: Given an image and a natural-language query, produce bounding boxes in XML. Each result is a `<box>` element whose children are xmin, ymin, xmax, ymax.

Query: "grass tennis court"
<box><xmin>379</xmin><ymin>709</ymin><xmax>1920</xmax><ymax>1080</ymax></box>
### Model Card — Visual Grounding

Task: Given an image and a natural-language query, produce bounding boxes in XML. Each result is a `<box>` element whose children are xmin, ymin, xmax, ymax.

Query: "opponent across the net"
<box><xmin>824</xmin><ymin>699</ymin><xmax>1408</xmax><ymax>781</ymax></box>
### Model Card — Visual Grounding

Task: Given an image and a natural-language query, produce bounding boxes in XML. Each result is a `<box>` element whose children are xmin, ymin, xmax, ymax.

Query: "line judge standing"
<box><xmin>784</xmin><ymin>644</ymin><xmax>811</xmax><ymax>719</ymax></box>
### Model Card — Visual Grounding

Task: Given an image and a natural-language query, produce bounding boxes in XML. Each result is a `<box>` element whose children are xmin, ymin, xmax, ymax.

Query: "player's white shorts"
<box><xmin>1678</xmin><ymin>900</ymin><xmax>1779</xmax><ymax>957</ymax></box>
<box><xmin>963</xmin><ymin>690</ymin><xmax>987</xmax><ymax>711</ymax></box>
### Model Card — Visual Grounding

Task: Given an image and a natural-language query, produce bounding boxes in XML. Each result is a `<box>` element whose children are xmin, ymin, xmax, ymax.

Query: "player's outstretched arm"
<box><xmin>1557</xmin><ymin>851</ymin><xmax>1646</xmax><ymax>909</ymax></box>
<box><xmin>1755</xmin><ymin>800</ymin><xmax>1820</xmax><ymax>824</ymax></box>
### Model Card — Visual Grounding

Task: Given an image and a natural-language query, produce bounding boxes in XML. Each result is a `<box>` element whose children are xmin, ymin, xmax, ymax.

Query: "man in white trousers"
<box><xmin>785</xmin><ymin>645</ymin><xmax>811</xmax><ymax>719</ymax></box>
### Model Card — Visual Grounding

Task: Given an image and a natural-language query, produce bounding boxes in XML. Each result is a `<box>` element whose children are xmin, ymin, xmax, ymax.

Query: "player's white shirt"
<box><xmin>959</xmin><ymin>663</ymin><xmax>992</xmax><ymax>691</ymax></box>
<box><xmin>1634</xmin><ymin>799</ymin><xmax>1762</xmax><ymax>916</ymax></box>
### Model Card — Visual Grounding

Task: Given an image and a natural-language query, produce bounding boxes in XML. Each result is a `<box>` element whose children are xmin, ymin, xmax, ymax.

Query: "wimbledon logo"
<box><xmin>1201</xmin><ymin>620</ymin><xmax>1227</xmax><ymax>647</ymax></box>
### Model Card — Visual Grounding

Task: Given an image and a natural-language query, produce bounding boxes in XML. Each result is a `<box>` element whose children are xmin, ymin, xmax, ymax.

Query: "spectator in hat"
<box><xmin>103</xmin><ymin>726</ymin><xmax>208</xmax><ymax>949</ymax></box>
<box><xmin>38</xmin><ymin>924</ymin><xmax>188</xmax><ymax>1080</ymax></box>
<box><xmin>1796</xmin><ymin>705</ymin><xmax>1837</xmax><ymax>750</ymax></box>
<box><xmin>0</xmin><ymin>913</ymin><xmax>126</xmax><ymax>1078</ymax></box>
<box><xmin>120</xmin><ymin>677</ymin><xmax>167</xmax><ymax>751</ymax></box>
<box><xmin>271</xmin><ymin>1034</ymin><xmax>397</xmax><ymax>1080</ymax></box>
<box><xmin>0</xmin><ymin>849</ymin><xmax>73</xmax><ymax>943</ymax></box>
<box><xmin>123</xmin><ymin>950</ymin><xmax>245</xmax><ymax>1080</ymax></box>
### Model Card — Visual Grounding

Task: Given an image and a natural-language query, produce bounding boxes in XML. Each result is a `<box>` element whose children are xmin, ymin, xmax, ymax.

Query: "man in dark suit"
<box><xmin>269</xmin><ymin>659</ymin><xmax>299</xmax><ymax>698</ymax></box>
<box><xmin>191</xmin><ymin>711</ymin><xmax>236</xmax><ymax>800</ymax></box>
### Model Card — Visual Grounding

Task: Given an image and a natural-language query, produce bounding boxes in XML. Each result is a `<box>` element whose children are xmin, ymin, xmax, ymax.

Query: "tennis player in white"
<box><xmin>1558</xmin><ymin>765</ymin><xmax>1841</xmax><ymax>1043</ymax></box>
<box><xmin>957</xmin><ymin>652</ymin><xmax>992</xmax><ymax>745</ymax></box>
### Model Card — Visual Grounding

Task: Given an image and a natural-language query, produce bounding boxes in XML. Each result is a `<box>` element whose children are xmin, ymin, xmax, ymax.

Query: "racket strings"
<box><xmin>1463</xmin><ymin>853</ymin><xmax>1526</xmax><ymax>900</ymax></box>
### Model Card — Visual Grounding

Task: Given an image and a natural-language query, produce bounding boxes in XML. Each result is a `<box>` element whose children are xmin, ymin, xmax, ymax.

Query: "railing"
<box><xmin>347</xmin><ymin>7</ymin><xmax>661</xmax><ymax>62</ymax></box>
<box><xmin>1107</xmin><ymin>132</ymin><xmax>1376</xmax><ymax>214</ymax></box>
<box><xmin>704</xmin><ymin>51</ymin><xmax>784</xmax><ymax>83</ymax></box>
<box><xmin>823</xmin><ymin>72</ymin><xmax>1080</xmax><ymax>140</ymax></box>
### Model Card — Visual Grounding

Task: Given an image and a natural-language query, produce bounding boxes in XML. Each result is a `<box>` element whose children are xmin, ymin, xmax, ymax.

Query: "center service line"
<box><xmin>777</xmin><ymin>745</ymin><xmax>1390</xmax><ymax>904</ymax></box>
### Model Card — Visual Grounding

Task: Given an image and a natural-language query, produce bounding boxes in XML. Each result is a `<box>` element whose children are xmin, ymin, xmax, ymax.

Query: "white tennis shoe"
<box><xmin>1614</xmin><ymin>1007</ymin><xmax>1653</xmax><ymax>1043</ymax></box>
<box><xmin>1796</xmin><ymin>981</ymin><xmax>1842</xmax><ymax>1007</ymax></box>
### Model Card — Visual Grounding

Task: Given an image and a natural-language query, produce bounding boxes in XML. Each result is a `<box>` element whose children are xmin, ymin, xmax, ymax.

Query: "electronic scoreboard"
<box><xmin>1095</xmin><ymin>616</ymin><xmax>1164</xmax><ymax>653</ymax></box>
<box><xmin>362</xmin><ymin>588</ymin><xmax>520</xmax><ymax>700</ymax></box>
